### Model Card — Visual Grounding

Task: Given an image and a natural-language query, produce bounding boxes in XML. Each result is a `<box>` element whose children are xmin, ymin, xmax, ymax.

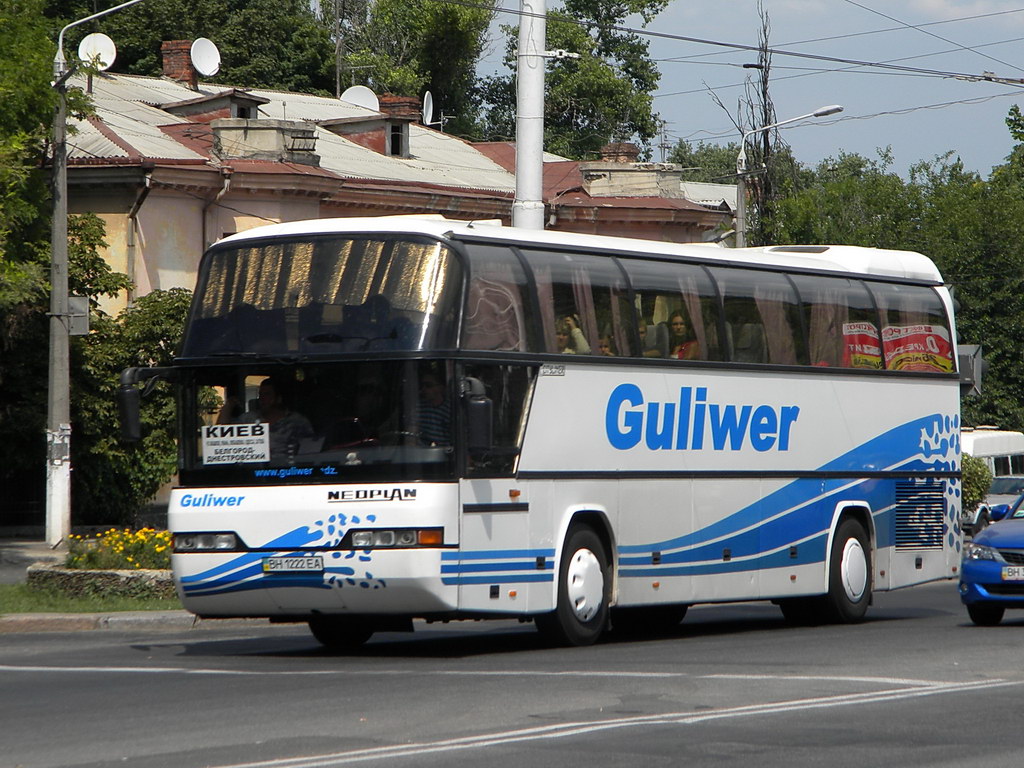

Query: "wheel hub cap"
<box><xmin>840</xmin><ymin>538</ymin><xmax>867</xmax><ymax>602</ymax></box>
<box><xmin>566</xmin><ymin>548</ymin><xmax>604</xmax><ymax>622</ymax></box>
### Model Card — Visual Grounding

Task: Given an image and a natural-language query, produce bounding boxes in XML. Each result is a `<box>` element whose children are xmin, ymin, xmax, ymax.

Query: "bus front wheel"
<box><xmin>536</xmin><ymin>526</ymin><xmax>610</xmax><ymax>646</ymax></box>
<box><xmin>825</xmin><ymin>518</ymin><xmax>871</xmax><ymax>623</ymax></box>
<box><xmin>308</xmin><ymin>616</ymin><xmax>374</xmax><ymax>650</ymax></box>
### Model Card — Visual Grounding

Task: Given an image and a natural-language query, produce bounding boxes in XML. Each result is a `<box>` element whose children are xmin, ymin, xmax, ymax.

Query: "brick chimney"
<box><xmin>377</xmin><ymin>94</ymin><xmax>420</xmax><ymax>121</ymax></box>
<box><xmin>162</xmin><ymin>40</ymin><xmax>198</xmax><ymax>89</ymax></box>
<box><xmin>377</xmin><ymin>93</ymin><xmax>420</xmax><ymax>158</ymax></box>
<box><xmin>599</xmin><ymin>142</ymin><xmax>641</xmax><ymax>163</ymax></box>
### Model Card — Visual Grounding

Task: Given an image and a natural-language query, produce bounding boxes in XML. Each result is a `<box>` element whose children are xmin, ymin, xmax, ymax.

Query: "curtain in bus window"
<box><xmin>621</xmin><ymin>259</ymin><xmax>719</xmax><ymax>361</ymax></box>
<box><xmin>523</xmin><ymin>250</ymin><xmax>624</xmax><ymax>356</ymax></box>
<box><xmin>462</xmin><ymin>246</ymin><xmax>529</xmax><ymax>351</ymax></box>
<box><xmin>791</xmin><ymin>275</ymin><xmax>882</xmax><ymax>369</ymax></box>
<box><xmin>712</xmin><ymin>268</ymin><xmax>804</xmax><ymax>365</ymax></box>
<box><xmin>871</xmin><ymin>283</ymin><xmax>954</xmax><ymax>373</ymax></box>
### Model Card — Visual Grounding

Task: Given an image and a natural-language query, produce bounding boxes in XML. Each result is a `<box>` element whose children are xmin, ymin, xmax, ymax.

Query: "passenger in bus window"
<box><xmin>218</xmin><ymin>377</ymin><xmax>314</xmax><ymax>458</ymax></box>
<box><xmin>598</xmin><ymin>334</ymin><xmax>616</xmax><ymax>356</ymax></box>
<box><xmin>555</xmin><ymin>315</ymin><xmax>591</xmax><ymax>354</ymax></box>
<box><xmin>415</xmin><ymin>369</ymin><xmax>452</xmax><ymax>446</ymax></box>
<box><xmin>639</xmin><ymin>321</ymin><xmax>665</xmax><ymax>357</ymax></box>
<box><xmin>668</xmin><ymin>310</ymin><xmax>701</xmax><ymax>360</ymax></box>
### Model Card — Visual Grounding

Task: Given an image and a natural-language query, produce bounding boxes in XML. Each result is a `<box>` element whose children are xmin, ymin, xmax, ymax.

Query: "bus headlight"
<box><xmin>174</xmin><ymin>532</ymin><xmax>240</xmax><ymax>552</ymax></box>
<box><xmin>347</xmin><ymin>528</ymin><xmax>442</xmax><ymax>549</ymax></box>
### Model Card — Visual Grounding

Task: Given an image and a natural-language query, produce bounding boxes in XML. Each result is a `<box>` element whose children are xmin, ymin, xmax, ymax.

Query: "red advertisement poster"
<box><xmin>842</xmin><ymin>322</ymin><xmax>883</xmax><ymax>369</ymax></box>
<box><xmin>881</xmin><ymin>324</ymin><xmax>954</xmax><ymax>373</ymax></box>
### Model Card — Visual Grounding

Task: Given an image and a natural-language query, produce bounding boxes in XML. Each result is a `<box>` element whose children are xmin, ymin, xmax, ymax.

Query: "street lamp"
<box><xmin>734</xmin><ymin>104</ymin><xmax>843</xmax><ymax>248</ymax></box>
<box><xmin>47</xmin><ymin>0</ymin><xmax>148</xmax><ymax>547</ymax></box>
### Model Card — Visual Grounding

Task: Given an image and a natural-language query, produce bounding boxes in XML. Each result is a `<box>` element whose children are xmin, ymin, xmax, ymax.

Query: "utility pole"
<box><xmin>46</xmin><ymin>78</ymin><xmax>71</xmax><ymax>547</ymax></box>
<box><xmin>512</xmin><ymin>0</ymin><xmax>546</xmax><ymax>230</ymax></box>
<box><xmin>47</xmin><ymin>0</ymin><xmax>149</xmax><ymax>546</ymax></box>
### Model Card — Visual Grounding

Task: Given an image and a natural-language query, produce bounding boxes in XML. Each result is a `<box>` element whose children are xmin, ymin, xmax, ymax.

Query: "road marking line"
<box><xmin>0</xmin><ymin>665</ymin><xmax>978</xmax><ymax>689</ymax></box>
<box><xmin>197</xmin><ymin>678</ymin><xmax>1018</xmax><ymax>768</ymax></box>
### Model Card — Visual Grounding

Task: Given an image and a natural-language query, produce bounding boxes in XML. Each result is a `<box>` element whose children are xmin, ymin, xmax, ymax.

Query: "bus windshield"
<box><xmin>181</xmin><ymin>360</ymin><xmax>458</xmax><ymax>484</ymax></box>
<box><xmin>180</xmin><ymin>235</ymin><xmax>462</xmax><ymax>358</ymax></box>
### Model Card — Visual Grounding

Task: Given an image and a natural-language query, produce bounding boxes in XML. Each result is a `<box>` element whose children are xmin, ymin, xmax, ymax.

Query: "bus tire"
<box><xmin>308</xmin><ymin>616</ymin><xmax>374</xmax><ymax>650</ymax></box>
<box><xmin>536</xmin><ymin>526</ymin><xmax>610</xmax><ymax>646</ymax></box>
<box><xmin>967</xmin><ymin>603</ymin><xmax>1005</xmax><ymax>626</ymax></box>
<box><xmin>825</xmin><ymin>518</ymin><xmax>871</xmax><ymax>623</ymax></box>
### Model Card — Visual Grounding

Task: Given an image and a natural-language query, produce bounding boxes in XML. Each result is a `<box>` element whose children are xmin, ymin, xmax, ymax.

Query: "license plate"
<box><xmin>262</xmin><ymin>556</ymin><xmax>324</xmax><ymax>573</ymax></box>
<box><xmin>1001</xmin><ymin>566</ymin><xmax>1024</xmax><ymax>581</ymax></box>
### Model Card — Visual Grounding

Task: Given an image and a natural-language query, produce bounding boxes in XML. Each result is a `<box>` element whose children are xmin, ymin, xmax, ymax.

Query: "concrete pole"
<box><xmin>512</xmin><ymin>0</ymin><xmax>546</xmax><ymax>230</ymax></box>
<box><xmin>46</xmin><ymin>87</ymin><xmax>71</xmax><ymax>547</ymax></box>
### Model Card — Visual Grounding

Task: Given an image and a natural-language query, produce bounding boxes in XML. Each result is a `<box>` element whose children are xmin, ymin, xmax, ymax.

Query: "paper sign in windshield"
<box><xmin>201</xmin><ymin>423</ymin><xmax>270</xmax><ymax>464</ymax></box>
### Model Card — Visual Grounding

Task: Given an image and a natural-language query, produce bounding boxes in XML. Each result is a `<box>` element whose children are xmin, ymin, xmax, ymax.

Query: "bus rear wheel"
<box><xmin>536</xmin><ymin>526</ymin><xmax>610</xmax><ymax>646</ymax></box>
<box><xmin>308</xmin><ymin>616</ymin><xmax>375</xmax><ymax>650</ymax></box>
<box><xmin>825</xmin><ymin>518</ymin><xmax>871</xmax><ymax>623</ymax></box>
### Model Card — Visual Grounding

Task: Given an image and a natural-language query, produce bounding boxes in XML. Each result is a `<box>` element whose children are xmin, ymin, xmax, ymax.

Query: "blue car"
<box><xmin>960</xmin><ymin>494</ymin><xmax>1024</xmax><ymax>625</ymax></box>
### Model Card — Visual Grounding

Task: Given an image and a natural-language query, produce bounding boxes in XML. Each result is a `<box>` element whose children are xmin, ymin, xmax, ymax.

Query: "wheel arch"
<box><xmin>825</xmin><ymin>502</ymin><xmax>875</xmax><ymax>582</ymax></box>
<box><xmin>550</xmin><ymin>507</ymin><xmax>617</xmax><ymax>606</ymax></box>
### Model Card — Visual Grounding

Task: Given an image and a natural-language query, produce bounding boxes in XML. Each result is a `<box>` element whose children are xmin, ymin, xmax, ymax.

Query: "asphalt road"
<box><xmin>2</xmin><ymin>580</ymin><xmax>1020</xmax><ymax>768</ymax></box>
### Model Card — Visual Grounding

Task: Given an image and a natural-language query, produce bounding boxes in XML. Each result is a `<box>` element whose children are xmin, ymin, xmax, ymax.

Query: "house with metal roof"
<box><xmin>67</xmin><ymin>40</ymin><xmax>729</xmax><ymax>313</ymax></box>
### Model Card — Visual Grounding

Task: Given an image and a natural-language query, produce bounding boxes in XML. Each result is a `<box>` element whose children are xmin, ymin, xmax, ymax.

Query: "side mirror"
<box><xmin>461</xmin><ymin>377</ymin><xmax>493</xmax><ymax>452</ymax></box>
<box><xmin>118</xmin><ymin>366</ymin><xmax>176</xmax><ymax>442</ymax></box>
<box><xmin>990</xmin><ymin>504</ymin><xmax>1010</xmax><ymax>522</ymax></box>
<box><xmin>118</xmin><ymin>383</ymin><xmax>142</xmax><ymax>442</ymax></box>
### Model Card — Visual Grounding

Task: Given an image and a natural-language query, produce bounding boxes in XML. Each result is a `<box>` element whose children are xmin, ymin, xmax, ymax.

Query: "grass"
<box><xmin>0</xmin><ymin>584</ymin><xmax>182</xmax><ymax>614</ymax></box>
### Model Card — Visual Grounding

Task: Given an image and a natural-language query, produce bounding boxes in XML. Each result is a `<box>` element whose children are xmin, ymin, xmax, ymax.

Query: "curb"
<box><xmin>0</xmin><ymin>610</ymin><xmax>273</xmax><ymax>633</ymax></box>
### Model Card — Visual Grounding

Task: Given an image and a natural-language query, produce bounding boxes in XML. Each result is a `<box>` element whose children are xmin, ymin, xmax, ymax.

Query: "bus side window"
<box><xmin>870</xmin><ymin>283</ymin><xmax>954</xmax><ymax>373</ymax></box>
<box><xmin>522</xmin><ymin>250</ymin><xmax>628</xmax><ymax>356</ymax></box>
<box><xmin>461</xmin><ymin>246</ymin><xmax>532</xmax><ymax>352</ymax></box>
<box><xmin>620</xmin><ymin>260</ymin><xmax>721</xmax><ymax>361</ymax></box>
<box><xmin>462</xmin><ymin>363</ymin><xmax>535</xmax><ymax>477</ymax></box>
<box><xmin>712</xmin><ymin>267</ymin><xmax>806</xmax><ymax>365</ymax></box>
<box><xmin>791</xmin><ymin>274</ymin><xmax>881</xmax><ymax>369</ymax></box>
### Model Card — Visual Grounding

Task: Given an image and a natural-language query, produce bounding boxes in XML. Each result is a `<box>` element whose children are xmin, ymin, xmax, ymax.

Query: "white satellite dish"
<box><xmin>78</xmin><ymin>32</ymin><xmax>117</xmax><ymax>71</ymax></box>
<box><xmin>190</xmin><ymin>37</ymin><xmax>221</xmax><ymax>77</ymax></box>
<box><xmin>340</xmin><ymin>85</ymin><xmax>380</xmax><ymax>112</ymax></box>
<box><xmin>422</xmin><ymin>90</ymin><xmax>434</xmax><ymax>126</ymax></box>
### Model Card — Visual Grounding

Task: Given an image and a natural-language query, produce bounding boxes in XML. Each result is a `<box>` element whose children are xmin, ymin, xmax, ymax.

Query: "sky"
<box><xmin>479</xmin><ymin>0</ymin><xmax>1024</xmax><ymax>178</ymax></box>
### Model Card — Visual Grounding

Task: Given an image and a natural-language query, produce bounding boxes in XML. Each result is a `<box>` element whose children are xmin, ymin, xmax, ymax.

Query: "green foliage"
<box><xmin>46</xmin><ymin>0</ymin><xmax>336</xmax><ymax>95</ymax></box>
<box><xmin>0</xmin><ymin>0</ymin><xmax>56</xmax><ymax>310</ymax></box>
<box><xmin>669</xmin><ymin>140</ymin><xmax>742</xmax><ymax>183</ymax></box>
<box><xmin>480</xmin><ymin>1</ymin><xmax>664</xmax><ymax>159</ymax></box>
<box><xmin>340</xmin><ymin>0</ymin><xmax>495</xmax><ymax>137</ymax></box>
<box><xmin>961</xmin><ymin>454</ymin><xmax>993</xmax><ymax>515</ymax></box>
<box><xmin>65</xmin><ymin>528</ymin><xmax>172</xmax><ymax>570</ymax></box>
<box><xmin>71</xmin><ymin>287</ymin><xmax>193</xmax><ymax>526</ymax></box>
<box><xmin>0</xmin><ymin>583</ymin><xmax>180</xmax><ymax>613</ymax></box>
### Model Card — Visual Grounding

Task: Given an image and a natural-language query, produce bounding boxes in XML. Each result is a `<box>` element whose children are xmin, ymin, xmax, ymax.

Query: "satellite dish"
<box><xmin>422</xmin><ymin>91</ymin><xmax>434</xmax><ymax>126</ymax></box>
<box><xmin>78</xmin><ymin>32</ymin><xmax>117</xmax><ymax>71</ymax></box>
<box><xmin>340</xmin><ymin>85</ymin><xmax>380</xmax><ymax>112</ymax></box>
<box><xmin>190</xmin><ymin>38</ymin><xmax>221</xmax><ymax>77</ymax></box>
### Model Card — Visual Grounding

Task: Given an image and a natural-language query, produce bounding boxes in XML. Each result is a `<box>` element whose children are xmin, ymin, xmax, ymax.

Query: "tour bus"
<box><xmin>120</xmin><ymin>216</ymin><xmax>962</xmax><ymax>647</ymax></box>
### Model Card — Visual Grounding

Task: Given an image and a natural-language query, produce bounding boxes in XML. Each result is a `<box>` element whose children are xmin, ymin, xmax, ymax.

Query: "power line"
<box><xmin>840</xmin><ymin>0</ymin><xmax>1024</xmax><ymax>75</ymax></box>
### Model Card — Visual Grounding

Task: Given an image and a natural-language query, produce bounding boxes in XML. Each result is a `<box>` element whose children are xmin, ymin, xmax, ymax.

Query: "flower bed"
<box><xmin>25</xmin><ymin>528</ymin><xmax>176</xmax><ymax>601</ymax></box>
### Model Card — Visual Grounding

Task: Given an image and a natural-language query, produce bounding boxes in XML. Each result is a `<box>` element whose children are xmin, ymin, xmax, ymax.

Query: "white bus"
<box><xmin>960</xmin><ymin>427</ymin><xmax>1024</xmax><ymax>477</ymax></box>
<box><xmin>120</xmin><ymin>216</ymin><xmax>963</xmax><ymax>647</ymax></box>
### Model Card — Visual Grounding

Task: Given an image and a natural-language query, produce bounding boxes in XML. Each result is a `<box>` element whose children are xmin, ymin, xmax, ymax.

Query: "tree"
<box><xmin>0</xmin><ymin>0</ymin><xmax>56</xmax><ymax>312</ymax></box>
<box><xmin>479</xmin><ymin>0</ymin><xmax>665</xmax><ymax>159</ymax></box>
<box><xmin>45</xmin><ymin>0</ymin><xmax>336</xmax><ymax>95</ymax></box>
<box><xmin>668</xmin><ymin>140</ymin><xmax>742</xmax><ymax>183</ymax></box>
<box><xmin>72</xmin><ymin>287</ymin><xmax>192</xmax><ymax>526</ymax></box>
<box><xmin>339</xmin><ymin>0</ymin><xmax>496</xmax><ymax>137</ymax></box>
